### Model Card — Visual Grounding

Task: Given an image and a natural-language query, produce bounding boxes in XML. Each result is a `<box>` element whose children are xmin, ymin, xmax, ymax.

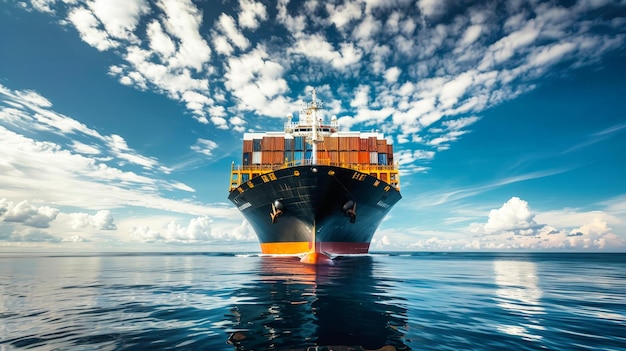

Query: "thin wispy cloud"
<box><xmin>0</xmin><ymin>84</ymin><xmax>233</xmax><ymax>219</ymax></box>
<box><xmin>413</xmin><ymin>168</ymin><xmax>572</xmax><ymax>208</ymax></box>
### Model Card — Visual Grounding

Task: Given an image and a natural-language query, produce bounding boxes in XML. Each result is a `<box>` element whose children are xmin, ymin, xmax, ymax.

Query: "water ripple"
<box><xmin>1</xmin><ymin>253</ymin><xmax>625</xmax><ymax>350</ymax></box>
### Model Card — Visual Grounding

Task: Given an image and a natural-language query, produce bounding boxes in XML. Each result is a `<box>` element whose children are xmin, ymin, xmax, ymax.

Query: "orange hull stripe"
<box><xmin>260</xmin><ymin>242</ymin><xmax>313</xmax><ymax>255</ymax></box>
<box><xmin>259</xmin><ymin>242</ymin><xmax>370</xmax><ymax>255</ymax></box>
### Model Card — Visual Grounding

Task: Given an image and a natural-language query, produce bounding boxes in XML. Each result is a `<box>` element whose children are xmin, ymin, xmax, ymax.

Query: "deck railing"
<box><xmin>229</xmin><ymin>159</ymin><xmax>400</xmax><ymax>192</ymax></box>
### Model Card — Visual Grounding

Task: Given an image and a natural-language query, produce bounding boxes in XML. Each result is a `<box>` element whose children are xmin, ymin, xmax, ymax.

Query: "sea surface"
<box><xmin>1</xmin><ymin>252</ymin><xmax>625</xmax><ymax>351</ymax></box>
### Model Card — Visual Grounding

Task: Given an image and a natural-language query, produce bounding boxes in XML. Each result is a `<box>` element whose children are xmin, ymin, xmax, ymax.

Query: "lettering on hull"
<box><xmin>238</xmin><ymin>202</ymin><xmax>252</xmax><ymax>211</ymax></box>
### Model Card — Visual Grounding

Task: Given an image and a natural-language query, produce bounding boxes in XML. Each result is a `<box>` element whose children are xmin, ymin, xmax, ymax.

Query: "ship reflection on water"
<box><xmin>226</xmin><ymin>256</ymin><xmax>410</xmax><ymax>350</ymax></box>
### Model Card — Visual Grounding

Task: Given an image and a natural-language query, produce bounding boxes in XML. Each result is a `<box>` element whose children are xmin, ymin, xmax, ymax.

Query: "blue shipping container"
<box><xmin>284</xmin><ymin>138</ymin><xmax>294</xmax><ymax>151</ymax></box>
<box><xmin>284</xmin><ymin>151</ymin><xmax>294</xmax><ymax>163</ymax></box>
<box><xmin>378</xmin><ymin>153</ymin><xmax>388</xmax><ymax>165</ymax></box>
<box><xmin>294</xmin><ymin>136</ymin><xmax>305</xmax><ymax>151</ymax></box>
<box><xmin>294</xmin><ymin>151</ymin><xmax>304</xmax><ymax>165</ymax></box>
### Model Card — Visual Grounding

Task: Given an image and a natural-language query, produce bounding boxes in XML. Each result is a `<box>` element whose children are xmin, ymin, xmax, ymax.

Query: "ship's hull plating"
<box><xmin>228</xmin><ymin>165</ymin><xmax>401</xmax><ymax>255</ymax></box>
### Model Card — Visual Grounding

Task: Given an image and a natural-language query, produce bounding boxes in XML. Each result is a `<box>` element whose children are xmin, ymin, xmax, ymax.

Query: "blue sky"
<box><xmin>1</xmin><ymin>0</ymin><xmax>625</xmax><ymax>252</ymax></box>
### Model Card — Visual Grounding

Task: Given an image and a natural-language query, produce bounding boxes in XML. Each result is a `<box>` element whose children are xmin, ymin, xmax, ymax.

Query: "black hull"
<box><xmin>228</xmin><ymin>165</ymin><xmax>401</xmax><ymax>254</ymax></box>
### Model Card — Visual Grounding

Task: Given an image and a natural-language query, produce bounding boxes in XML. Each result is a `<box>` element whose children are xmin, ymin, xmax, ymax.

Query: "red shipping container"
<box><xmin>243</xmin><ymin>140</ymin><xmax>253</xmax><ymax>153</ymax></box>
<box><xmin>359</xmin><ymin>138</ymin><xmax>368</xmax><ymax>151</ymax></box>
<box><xmin>368</xmin><ymin>137</ymin><xmax>377</xmax><ymax>150</ymax></box>
<box><xmin>261</xmin><ymin>137</ymin><xmax>272</xmax><ymax>151</ymax></box>
<box><xmin>377</xmin><ymin>140</ymin><xmax>387</xmax><ymax>153</ymax></box>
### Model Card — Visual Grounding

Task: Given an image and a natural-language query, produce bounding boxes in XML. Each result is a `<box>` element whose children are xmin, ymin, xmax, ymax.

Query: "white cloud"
<box><xmin>290</xmin><ymin>34</ymin><xmax>363</xmax><ymax>71</ymax></box>
<box><xmin>146</xmin><ymin>20</ymin><xmax>176</xmax><ymax>58</ymax></box>
<box><xmin>129</xmin><ymin>216</ymin><xmax>256</xmax><ymax>243</ymax></box>
<box><xmin>417</xmin><ymin>0</ymin><xmax>444</xmax><ymax>18</ymax></box>
<box><xmin>2</xmin><ymin>200</ymin><xmax>60</xmax><ymax>228</ymax></box>
<box><xmin>30</xmin><ymin>0</ymin><xmax>57</xmax><ymax>13</ymax></box>
<box><xmin>71</xmin><ymin>141</ymin><xmax>101</xmax><ymax>155</ymax></box>
<box><xmin>86</xmin><ymin>0</ymin><xmax>149</xmax><ymax>42</ymax></box>
<box><xmin>68</xmin><ymin>210</ymin><xmax>117</xmax><ymax>230</ymax></box>
<box><xmin>326</xmin><ymin>0</ymin><xmax>362</xmax><ymax>30</ymax></box>
<box><xmin>191</xmin><ymin>138</ymin><xmax>218</xmax><ymax>157</ymax></box>
<box><xmin>460</xmin><ymin>24</ymin><xmax>482</xmax><ymax>47</ymax></box>
<box><xmin>67</xmin><ymin>7</ymin><xmax>119</xmax><ymax>51</ymax></box>
<box><xmin>482</xmin><ymin>197</ymin><xmax>540</xmax><ymax>235</ymax></box>
<box><xmin>156</xmin><ymin>0</ymin><xmax>212</xmax><ymax>72</ymax></box>
<box><xmin>442</xmin><ymin>116</ymin><xmax>480</xmax><ymax>131</ymax></box>
<box><xmin>460</xmin><ymin>198</ymin><xmax>626</xmax><ymax>250</ymax></box>
<box><xmin>384</xmin><ymin>66</ymin><xmax>401</xmax><ymax>83</ymax></box>
<box><xmin>15</xmin><ymin>90</ymin><xmax>52</xmax><ymax>107</ymax></box>
<box><xmin>216</xmin><ymin>13</ymin><xmax>250</xmax><ymax>51</ymax></box>
<box><xmin>0</xmin><ymin>86</ymin><xmax>241</xmax><ymax>221</ymax></box>
<box><xmin>350</xmin><ymin>85</ymin><xmax>370</xmax><ymax>108</ymax></box>
<box><xmin>527</xmin><ymin>41</ymin><xmax>576</xmax><ymax>68</ymax></box>
<box><xmin>238</xmin><ymin>0</ymin><xmax>267</xmax><ymax>29</ymax></box>
<box><xmin>225</xmin><ymin>46</ymin><xmax>290</xmax><ymax>117</ymax></box>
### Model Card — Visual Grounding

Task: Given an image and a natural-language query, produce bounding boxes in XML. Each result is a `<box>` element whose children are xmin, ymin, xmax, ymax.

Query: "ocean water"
<box><xmin>0</xmin><ymin>253</ymin><xmax>625</xmax><ymax>351</ymax></box>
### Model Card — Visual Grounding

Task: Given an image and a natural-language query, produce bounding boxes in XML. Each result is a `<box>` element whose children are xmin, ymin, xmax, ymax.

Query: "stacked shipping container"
<box><xmin>241</xmin><ymin>133</ymin><xmax>395</xmax><ymax>167</ymax></box>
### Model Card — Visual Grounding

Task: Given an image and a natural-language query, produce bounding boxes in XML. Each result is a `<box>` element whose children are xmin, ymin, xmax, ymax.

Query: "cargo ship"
<box><xmin>228</xmin><ymin>90</ymin><xmax>401</xmax><ymax>256</ymax></box>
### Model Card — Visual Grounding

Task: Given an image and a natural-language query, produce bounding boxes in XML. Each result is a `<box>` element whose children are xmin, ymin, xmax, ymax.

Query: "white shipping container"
<box><xmin>370</xmin><ymin>152</ymin><xmax>378</xmax><ymax>164</ymax></box>
<box><xmin>252</xmin><ymin>151</ymin><xmax>262</xmax><ymax>164</ymax></box>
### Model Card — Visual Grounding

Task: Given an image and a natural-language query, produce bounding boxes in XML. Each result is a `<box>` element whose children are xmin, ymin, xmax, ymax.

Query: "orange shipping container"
<box><xmin>273</xmin><ymin>137</ymin><xmax>285</xmax><ymax>151</ymax></box>
<box><xmin>329</xmin><ymin>151</ymin><xmax>339</xmax><ymax>163</ymax></box>
<box><xmin>348</xmin><ymin>151</ymin><xmax>358</xmax><ymax>164</ymax></box>
<box><xmin>316</xmin><ymin>151</ymin><xmax>329</xmax><ymax>163</ymax></box>
<box><xmin>261</xmin><ymin>151</ymin><xmax>272</xmax><ymax>164</ymax></box>
<box><xmin>339</xmin><ymin>137</ymin><xmax>350</xmax><ymax>151</ymax></box>
<box><xmin>358</xmin><ymin>151</ymin><xmax>369</xmax><ymax>164</ymax></box>
<box><xmin>317</xmin><ymin>141</ymin><xmax>326</xmax><ymax>152</ymax></box>
<box><xmin>273</xmin><ymin>151</ymin><xmax>284</xmax><ymax>164</ymax></box>
<box><xmin>326</xmin><ymin>137</ymin><xmax>338</xmax><ymax>150</ymax></box>
<box><xmin>339</xmin><ymin>151</ymin><xmax>350</xmax><ymax>163</ymax></box>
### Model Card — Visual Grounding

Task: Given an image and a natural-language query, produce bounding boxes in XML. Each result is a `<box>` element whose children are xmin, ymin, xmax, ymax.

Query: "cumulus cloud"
<box><xmin>68</xmin><ymin>210</ymin><xmax>117</xmax><ymax>230</ymax></box>
<box><xmin>130</xmin><ymin>216</ymin><xmax>256</xmax><ymax>243</ymax></box>
<box><xmin>482</xmin><ymin>197</ymin><xmax>541</xmax><ymax>235</ymax></box>
<box><xmin>463</xmin><ymin>197</ymin><xmax>625</xmax><ymax>250</ymax></box>
<box><xmin>2</xmin><ymin>200</ymin><xmax>59</xmax><ymax>228</ymax></box>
